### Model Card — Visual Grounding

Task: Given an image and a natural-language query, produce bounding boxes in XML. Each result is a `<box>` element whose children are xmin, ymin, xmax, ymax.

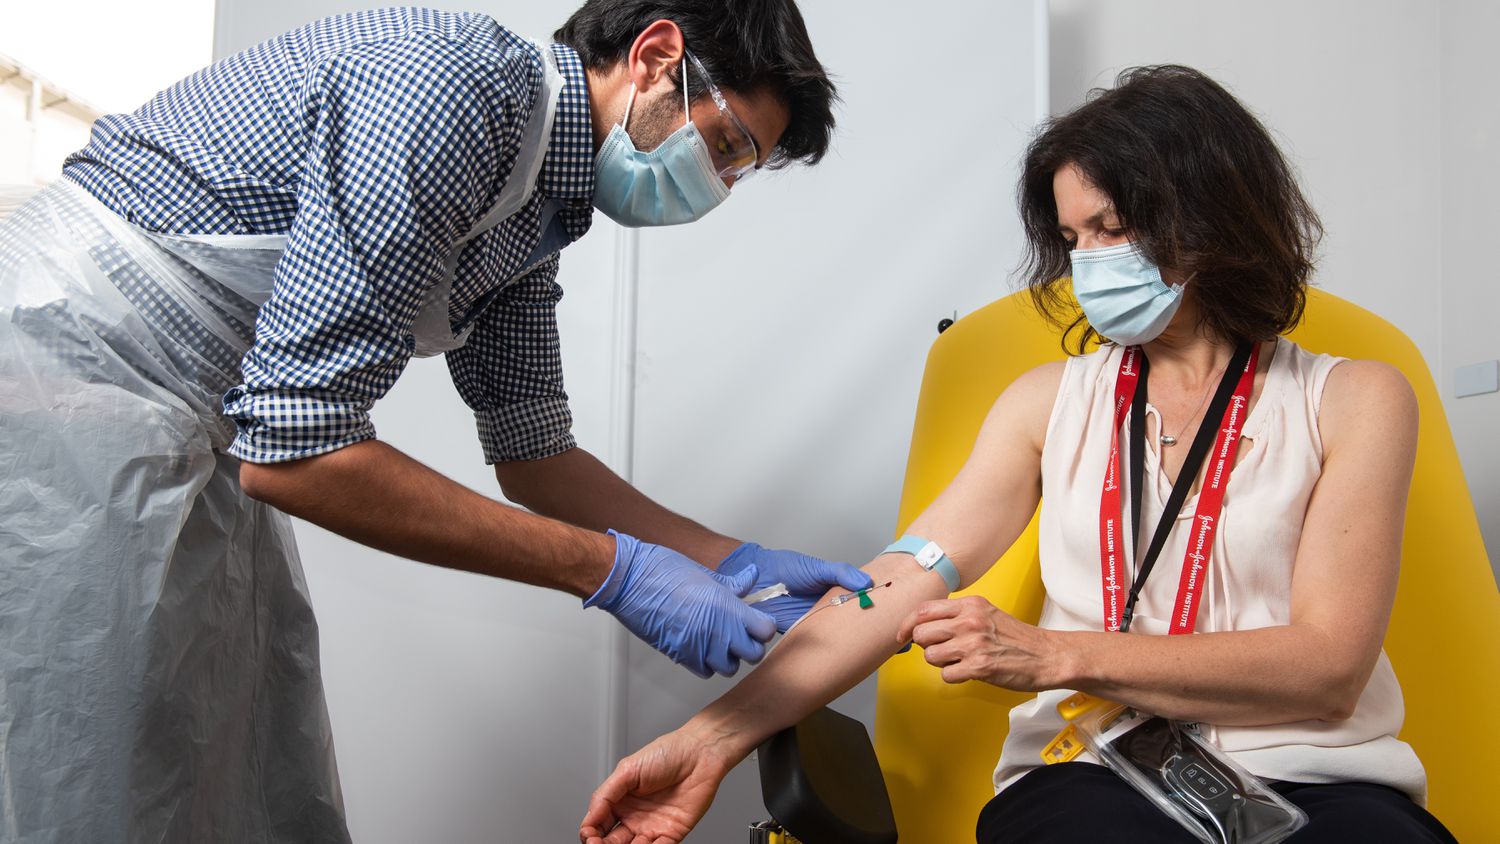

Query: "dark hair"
<box><xmin>1018</xmin><ymin>65</ymin><xmax>1323</xmax><ymax>353</ymax></box>
<box><xmin>554</xmin><ymin>0</ymin><xmax>837</xmax><ymax>168</ymax></box>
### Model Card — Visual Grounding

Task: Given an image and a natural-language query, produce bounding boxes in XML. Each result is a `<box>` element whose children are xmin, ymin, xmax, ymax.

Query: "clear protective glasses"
<box><xmin>683</xmin><ymin>51</ymin><xmax>761</xmax><ymax>184</ymax></box>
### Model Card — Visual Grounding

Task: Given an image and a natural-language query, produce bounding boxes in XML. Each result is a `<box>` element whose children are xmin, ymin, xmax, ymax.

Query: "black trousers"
<box><xmin>977</xmin><ymin>762</ymin><xmax>1457</xmax><ymax>843</ymax></box>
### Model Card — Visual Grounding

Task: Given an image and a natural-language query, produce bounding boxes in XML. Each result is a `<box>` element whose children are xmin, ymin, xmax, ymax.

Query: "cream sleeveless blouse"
<box><xmin>992</xmin><ymin>338</ymin><xmax>1427</xmax><ymax>803</ymax></box>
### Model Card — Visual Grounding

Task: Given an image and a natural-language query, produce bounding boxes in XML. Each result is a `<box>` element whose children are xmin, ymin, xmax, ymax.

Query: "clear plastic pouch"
<box><xmin>1073</xmin><ymin>704</ymin><xmax>1308</xmax><ymax>844</ymax></box>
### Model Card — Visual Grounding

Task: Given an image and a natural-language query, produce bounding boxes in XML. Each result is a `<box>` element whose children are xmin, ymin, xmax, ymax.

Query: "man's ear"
<box><xmin>625</xmin><ymin>19</ymin><xmax>685</xmax><ymax>96</ymax></box>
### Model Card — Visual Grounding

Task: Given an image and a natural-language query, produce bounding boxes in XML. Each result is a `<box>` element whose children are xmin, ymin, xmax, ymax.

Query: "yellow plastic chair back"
<box><xmin>873</xmin><ymin>288</ymin><xmax>1497</xmax><ymax>842</ymax></box>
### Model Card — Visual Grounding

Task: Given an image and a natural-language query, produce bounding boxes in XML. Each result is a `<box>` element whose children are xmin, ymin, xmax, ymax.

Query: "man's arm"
<box><xmin>495</xmin><ymin>447</ymin><xmax>740</xmax><ymax>566</ymax></box>
<box><xmin>242</xmin><ymin>439</ymin><xmax>778</xmax><ymax>678</ymax></box>
<box><xmin>241</xmin><ymin>439</ymin><xmax>613</xmax><ymax>596</ymax></box>
<box><xmin>448</xmin><ymin>251</ymin><xmax>738</xmax><ymax>567</ymax></box>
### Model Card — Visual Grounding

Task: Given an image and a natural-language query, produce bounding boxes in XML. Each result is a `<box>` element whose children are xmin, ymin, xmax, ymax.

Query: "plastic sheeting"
<box><xmin>0</xmin><ymin>181</ymin><xmax>348</xmax><ymax>843</ymax></box>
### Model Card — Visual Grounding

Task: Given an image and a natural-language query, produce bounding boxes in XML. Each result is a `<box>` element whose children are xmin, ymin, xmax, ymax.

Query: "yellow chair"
<box><xmin>872</xmin><ymin>288</ymin><xmax>1497</xmax><ymax>842</ymax></box>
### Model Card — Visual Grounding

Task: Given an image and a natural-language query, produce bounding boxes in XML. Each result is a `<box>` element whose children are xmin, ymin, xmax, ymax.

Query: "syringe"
<box><xmin>743</xmin><ymin>582</ymin><xmax>790</xmax><ymax>605</ymax></box>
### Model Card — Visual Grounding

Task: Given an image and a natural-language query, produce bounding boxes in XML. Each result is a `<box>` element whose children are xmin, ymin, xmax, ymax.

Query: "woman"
<box><xmin>579</xmin><ymin>66</ymin><xmax>1458</xmax><ymax>843</ymax></box>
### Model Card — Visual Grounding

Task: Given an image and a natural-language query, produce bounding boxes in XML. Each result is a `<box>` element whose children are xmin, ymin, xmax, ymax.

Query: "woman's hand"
<box><xmin>580</xmin><ymin>726</ymin><xmax>740</xmax><ymax>844</ymax></box>
<box><xmin>897</xmin><ymin>596</ymin><xmax>1071</xmax><ymax>691</ymax></box>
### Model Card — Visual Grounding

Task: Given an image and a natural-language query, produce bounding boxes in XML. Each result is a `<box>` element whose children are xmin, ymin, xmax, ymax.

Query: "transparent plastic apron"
<box><xmin>0</xmin><ymin>43</ymin><xmax>560</xmax><ymax>844</ymax></box>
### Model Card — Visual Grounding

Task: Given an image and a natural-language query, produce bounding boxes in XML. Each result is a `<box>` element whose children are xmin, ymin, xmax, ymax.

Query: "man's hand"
<box><xmin>579</xmin><ymin>727</ymin><xmax>737</xmax><ymax>844</ymax></box>
<box><xmin>588</xmin><ymin>532</ymin><xmax>777</xmax><ymax>678</ymax></box>
<box><xmin>897</xmin><ymin>596</ymin><xmax>1068</xmax><ymax>691</ymax></box>
<box><xmin>717</xmin><ymin>543</ymin><xmax>873</xmax><ymax>632</ymax></box>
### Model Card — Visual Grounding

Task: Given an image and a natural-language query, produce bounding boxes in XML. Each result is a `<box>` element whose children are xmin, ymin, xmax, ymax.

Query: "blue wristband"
<box><xmin>883</xmin><ymin>536</ymin><xmax>961</xmax><ymax>592</ymax></box>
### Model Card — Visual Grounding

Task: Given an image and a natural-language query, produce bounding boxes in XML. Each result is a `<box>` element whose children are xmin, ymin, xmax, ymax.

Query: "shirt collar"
<box><xmin>538</xmin><ymin>43</ymin><xmax>594</xmax><ymax>205</ymax></box>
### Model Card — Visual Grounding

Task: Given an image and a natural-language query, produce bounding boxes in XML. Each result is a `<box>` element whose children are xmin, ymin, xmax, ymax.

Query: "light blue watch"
<box><xmin>883</xmin><ymin>536</ymin><xmax>961</xmax><ymax>592</ymax></box>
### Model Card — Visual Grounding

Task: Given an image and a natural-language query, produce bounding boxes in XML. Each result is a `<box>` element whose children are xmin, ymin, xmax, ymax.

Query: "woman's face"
<box><xmin>1053</xmin><ymin>163</ymin><xmax>1191</xmax><ymax>286</ymax></box>
<box><xmin>1053</xmin><ymin>163</ymin><xmax>1128</xmax><ymax>252</ymax></box>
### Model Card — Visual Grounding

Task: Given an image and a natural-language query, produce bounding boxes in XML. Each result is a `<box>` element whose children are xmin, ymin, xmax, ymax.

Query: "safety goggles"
<box><xmin>684</xmin><ymin>51</ymin><xmax>761</xmax><ymax>183</ymax></box>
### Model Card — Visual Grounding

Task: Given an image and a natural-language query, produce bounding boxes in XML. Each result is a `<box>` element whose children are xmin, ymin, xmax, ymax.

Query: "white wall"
<box><xmin>1050</xmin><ymin>0</ymin><xmax>1497</xmax><ymax>579</ymax></box>
<box><xmin>1439</xmin><ymin>0</ymin><xmax>1500</xmax><ymax>574</ymax></box>
<box><xmin>2</xmin><ymin>0</ymin><xmax>212</xmax><ymax>114</ymax></box>
<box><xmin>1051</xmin><ymin>0</ymin><xmax>1443</xmax><ymax>367</ymax></box>
<box><xmin>0</xmin><ymin>81</ymin><xmax>94</xmax><ymax>185</ymax></box>
<box><xmin>0</xmin><ymin>84</ymin><xmax>40</xmax><ymax>183</ymax></box>
<box><xmin>212</xmin><ymin>2</ymin><xmax>1044</xmax><ymax>843</ymax></box>
<box><xmin>1</xmin><ymin>0</ymin><xmax>212</xmax><ymax>184</ymax></box>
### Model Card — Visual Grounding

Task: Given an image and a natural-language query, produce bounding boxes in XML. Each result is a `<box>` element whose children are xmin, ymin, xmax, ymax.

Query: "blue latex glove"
<box><xmin>717</xmin><ymin>543</ymin><xmax>874</xmax><ymax>632</ymax></box>
<box><xmin>586</xmin><ymin>531</ymin><xmax>777</xmax><ymax>678</ymax></box>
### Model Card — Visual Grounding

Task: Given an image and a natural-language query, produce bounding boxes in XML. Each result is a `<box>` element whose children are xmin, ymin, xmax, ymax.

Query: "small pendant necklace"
<box><xmin>1157</xmin><ymin>359</ymin><xmax>1231</xmax><ymax>447</ymax></box>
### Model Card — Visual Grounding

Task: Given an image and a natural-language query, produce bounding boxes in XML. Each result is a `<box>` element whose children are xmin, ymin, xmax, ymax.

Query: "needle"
<box><xmin>829</xmin><ymin>581</ymin><xmax>894</xmax><ymax>606</ymax></box>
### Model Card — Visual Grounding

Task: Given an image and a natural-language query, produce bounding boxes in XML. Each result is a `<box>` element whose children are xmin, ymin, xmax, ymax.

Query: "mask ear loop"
<box><xmin>681</xmin><ymin>56</ymin><xmax>690</xmax><ymax>126</ymax></box>
<box><xmin>621</xmin><ymin>83</ymin><xmax>638</xmax><ymax>131</ymax></box>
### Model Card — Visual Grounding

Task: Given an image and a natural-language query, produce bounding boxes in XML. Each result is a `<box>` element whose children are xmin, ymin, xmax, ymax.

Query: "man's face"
<box><xmin>628</xmin><ymin>84</ymin><xmax>789</xmax><ymax>188</ymax></box>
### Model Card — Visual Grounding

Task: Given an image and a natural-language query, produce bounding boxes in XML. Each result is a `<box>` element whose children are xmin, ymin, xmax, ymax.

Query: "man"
<box><xmin>0</xmin><ymin>1</ymin><xmax>868</xmax><ymax>840</ymax></box>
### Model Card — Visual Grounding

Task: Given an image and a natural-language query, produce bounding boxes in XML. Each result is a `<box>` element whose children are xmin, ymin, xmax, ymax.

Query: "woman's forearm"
<box><xmin>642</xmin><ymin>366</ymin><xmax>1056</xmax><ymax>759</ymax></box>
<box><xmin>683</xmin><ymin>554</ymin><xmax>952</xmax><ymax>760</ymax></box>
<box><xmin>1063</xmin><ymin>622</ymin><xmax>1373</xmax><ymax>725</ymax></box>
<box><xmin>690</xmin><ymin>555</ymin><xmax>1373</xmax><ymax>745</ymax></box>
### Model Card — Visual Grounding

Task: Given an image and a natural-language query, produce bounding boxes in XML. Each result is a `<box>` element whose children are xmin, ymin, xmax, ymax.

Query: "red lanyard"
<box><xmin>1097</xmin><ymin>343</ymin><xmax>1260</xmax><ymax>634</ymax></box>
<box><xmin>1098</xmin><ymin>348</ymin><xmax>1141</xmax><ymax>632</ymax></box>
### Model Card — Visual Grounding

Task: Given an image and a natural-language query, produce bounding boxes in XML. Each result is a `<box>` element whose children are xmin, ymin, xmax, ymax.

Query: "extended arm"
<box><xmin>685</xmin><ymin>361</ymin><xmax>1060</xmax><ymax>740</ymax></box>
<box><xmin>579</xmin><ymin>362</ymin><xmax>1059</xmax><ymax>843</ymax></box>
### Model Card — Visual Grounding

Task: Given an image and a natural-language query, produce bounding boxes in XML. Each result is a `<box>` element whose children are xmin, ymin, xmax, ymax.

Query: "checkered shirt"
<box><xmin>63</xmin><ymin>8</ymin><xmax>596</xmax><ymax>464</ymax></box>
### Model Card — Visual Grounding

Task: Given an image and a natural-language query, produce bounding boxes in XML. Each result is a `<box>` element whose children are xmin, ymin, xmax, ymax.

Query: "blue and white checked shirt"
<box><xmin>64</xmin><ymin>8</ymin><xmax>596</xmax><ymax>464</ymax></box>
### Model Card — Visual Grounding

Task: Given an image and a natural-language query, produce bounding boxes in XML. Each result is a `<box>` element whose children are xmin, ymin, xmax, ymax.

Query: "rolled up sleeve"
<box><xmin>446</xmin><ymin>254</ymin><xmax>576</xmax><ymax>464</ymax></box>
<box><xmin>225</xmin><ymin>34</ymin><xmax>525</xmax><ymax>463</ymax></box>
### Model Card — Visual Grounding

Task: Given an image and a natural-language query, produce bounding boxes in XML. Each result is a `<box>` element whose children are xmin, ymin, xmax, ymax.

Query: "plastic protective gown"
<box><xmin>0</xmin><ymin>181</ymin><xmax>349</xmax><ymax>842</ymax></box>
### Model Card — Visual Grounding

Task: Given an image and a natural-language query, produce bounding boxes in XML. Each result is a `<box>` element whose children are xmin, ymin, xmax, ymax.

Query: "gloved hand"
<box><xmin>717</xmin><ymin>543</ymin><xmax>874</xmax><ymax>632</ymax></box>
<box><xmin>587</xmin><ymin>531</ymin><xmax>777</xmax><ymax>678</ymax></box>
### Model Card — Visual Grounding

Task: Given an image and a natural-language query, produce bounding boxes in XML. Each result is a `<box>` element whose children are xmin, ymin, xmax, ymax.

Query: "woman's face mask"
<box><xmin>591</xmin><ymin>58</ymin><xmax>731</xmax><ymax>228</ymax></box>
<box><xmin>1069</xmin><ymin>241</ymin><xmax>1185</xmax><ymax>345</ymax></box>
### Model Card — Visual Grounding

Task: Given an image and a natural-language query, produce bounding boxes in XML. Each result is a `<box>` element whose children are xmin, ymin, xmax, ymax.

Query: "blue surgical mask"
<box><xmin>1069</xmin><ymin>242</ymin><xmax>1185</xmax><ymax>345</ymax></box>
<box><xmin>592</xmin><ymin>72</ymin><xmax>730</xmax><ymax>227</ymax></box>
